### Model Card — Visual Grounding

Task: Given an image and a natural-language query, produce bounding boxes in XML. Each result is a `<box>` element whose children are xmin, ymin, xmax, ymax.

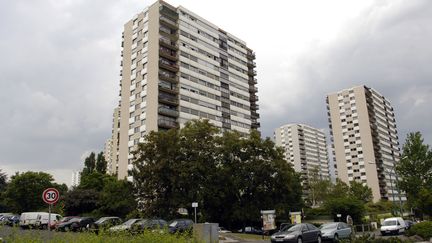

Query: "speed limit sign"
<box><xmin>42</xmin><ymin>188</ymin><xmax>60</xmax><ymax>205</ymax></box>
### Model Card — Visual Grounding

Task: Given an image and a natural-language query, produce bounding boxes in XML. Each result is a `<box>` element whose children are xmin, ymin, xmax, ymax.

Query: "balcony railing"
<box><xmin>159</xmin><ymin>73</ymin><xmax>178</xmax><ymax>83</ymax></box>
<box><xmin>159</xmin><ymin>48</ymin><xmax>177</xmax><ymax>61</ymax></box>
<box><xmin>159</xmin><ymin>60</ymin><xmax>179</xmax><ymax>72</ymax></box>
<box><xmin>158</xmin><ymin>118</ymin><xmax>178</xmax><ymax>128</ymax></box>
<box><xmin>158</xmin><ymin>107</ymin><xmax>179</xmax><ymax>117</ymax></box>
<box><xmin>160</xmin><ymin>16</ymin><xmax>177</xmax><ymax>29</ymax></box>
<box><xmin>158</xmin><ymin>84</ymin><xmax>179</xmax><ymax>94</ymax></box>
<box><xmin>159</xmin><ymin>38</ymin><xmax>178</xmax><ymax>50</ymax></box>
<box><xmin>159</xmin><ymin>94</ymin><xmax>178</xmax><ymax>105</ymax></box>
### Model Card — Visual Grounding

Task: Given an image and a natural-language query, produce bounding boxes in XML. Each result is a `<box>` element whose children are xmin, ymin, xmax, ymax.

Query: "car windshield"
<box><xmin>320</xmin><ymin>223</ymin><xmax>338</xmax><ymax>230</ymax></box>
<box><xmin>286</xmin><ymin>224</ymin><xmax>302</xmax><ymax>232</ymax></box>
<box><xmin>169</xmin><ymin>221</ymin><xmax>178</xmax><ymax>227</ymax></box>
<box><xmin>95</xmin><ymin>217</ymin><xmax>109</xmax><ymax>224</ymax></box>
<box><xmin>383</xmin><ymin>220</ymin><xmax>397</xmax><ymax>226</ymax></box>
<box><xmin>123</xmin><ymin>219</ymin><xmax>139</xmax><ymax>226</ymax></box>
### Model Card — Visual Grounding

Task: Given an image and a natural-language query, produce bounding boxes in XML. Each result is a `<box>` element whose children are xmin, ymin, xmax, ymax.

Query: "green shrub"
<box><xmin>1</xmin><ymin>227</ymin><xmax>199</xmax><ymax>243</ymax></box>
<box><xmin>340</xmin><ymin>233</ymin><xmax>412</xmax><ymax>243</ymax></box>
<box><xmin>406</xmin><ymin>221</ymin><xmax>432</xmax><ymax>239</ymax></box>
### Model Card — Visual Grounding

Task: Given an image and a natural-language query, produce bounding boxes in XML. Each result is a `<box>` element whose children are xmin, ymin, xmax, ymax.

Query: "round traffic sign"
<box><xmin>42</xmin><ymin>188</ymin><xmax>60</xmax><ymax>205</ymax></box>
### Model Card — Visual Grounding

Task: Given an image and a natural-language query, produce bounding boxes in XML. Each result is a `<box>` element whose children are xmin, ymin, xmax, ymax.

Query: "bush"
<box><xmin>406</xmin><ymin>221</ymin><xmax>432</xmax><ymax>239</ymax></box>
<box><xmin>1</xmin><ymin>227</ymin><xmax>197</xmax><ymax>243</ymax></box>
<box><xmin>341</xmin><ymin>233</ymin><xmax>412</xmax><ymax>243</ymax></box>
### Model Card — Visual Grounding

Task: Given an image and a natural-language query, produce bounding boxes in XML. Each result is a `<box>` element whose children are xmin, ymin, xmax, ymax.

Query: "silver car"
<box><xmin>319</xmin><ymin>222</ymin><xmax>352</xmax><ymax>242</ymax></box>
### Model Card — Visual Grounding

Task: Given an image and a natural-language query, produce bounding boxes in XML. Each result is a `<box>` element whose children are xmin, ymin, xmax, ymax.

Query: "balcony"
<box><xmin>158</xmin><ymin>118</ymin><xmax>178</xmax><ymax>129</ymax></box>
<box><xmin>158</xmin><ymin>107</ymin><xmax>179</xmax><ymax>117</ymax></box>
<box><xmin>159</xmin><ymin>38</ymin><xmax>178</xmax><ymax>50</ymax></box>
<box><xmin>158</xmin><ymin>83</ymin><xmax>178</xmax><ymax>94</ymax></box>
<box><xmin>248</xmin><ymin>69</ymin><xmax>257</xmax><ymax>76</ymax></box>
<box><xmin>250</xmin><ymin>95</ymin><xmax>259</xmax><ymax>101</ymax></box>
<box><xmin>159</xmin><ymin>29</ymin><xmax>178</xmax><ymax>41</ymax></box>
<box><xmin>249</xmin><ymin>86</ymin><xmax>258</xmax><ymax>93</ymax></box>
<box><xmin>159</xmin><ymin>60</ymin><xmax>179</xmax><ymax>72</ymax></box>
<box><xmin>158</xmin><ymin>94</ymin><xmax>178</xmax><ymax>105</ymax></box>
<box><xmin>160</xmin><ymin>16</ymin><xmax>177</xmax><ymax>30</ymax></box>
<box><xmin>248</xmin><ymin>78</ymin><xmax>257</xmax><ymax>84</ymax></box>
<box><xmin>159</xmin><ymin>73</ymin><xmax>178</xmax><ymax>83</ymax></box>
<box><xmin>159</xmin><ymin>48</ymin><xmax>177</xmax><ymax>61</ymax></box>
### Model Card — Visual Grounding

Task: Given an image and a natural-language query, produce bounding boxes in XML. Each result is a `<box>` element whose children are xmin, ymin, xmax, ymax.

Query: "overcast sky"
<box><xmin>1</xmin><ymin>0</ymin><xmax>431</xmax><ymax>185</ymax></box>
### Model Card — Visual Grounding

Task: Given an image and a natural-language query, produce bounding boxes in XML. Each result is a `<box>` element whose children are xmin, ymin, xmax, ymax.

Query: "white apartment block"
<box><xmin>112</xmin><ymin>0</ymin><xmax>259</xmax><ymax>180</ymax></box>
<box><xmin>71</xmin><ymin>171</ymin><xmax>81</xmax><ymax>188</ymax></box>
<box><xmin>327</xmin><ymin>85</ymin><xmax>404</xmax><ymax>202</ymax></box>
<box><xmin>274</xmin><ymin>124</ymin><xmax>330</xmax><ymax>197</ymax></box>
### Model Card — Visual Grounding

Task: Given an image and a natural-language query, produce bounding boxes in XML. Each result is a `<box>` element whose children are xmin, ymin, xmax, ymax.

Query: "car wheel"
<box><xmin>317</xmin><ymin>235</ymin><xmax>322</xmax><ymax>243</ymax></box>
<box><xmin>297</xmin><ymin>237</ymin><xmax>303</xmax><ymax>243</ymax></box>
<box><xmin>333</xmin><ymin>234</ymin><xmax>339</xmax><ymax>242</ymax></box>
<box><xmin>65</xmin><ymin>226</ymin><xmax>70</xmax><ymax>232</ymax></box>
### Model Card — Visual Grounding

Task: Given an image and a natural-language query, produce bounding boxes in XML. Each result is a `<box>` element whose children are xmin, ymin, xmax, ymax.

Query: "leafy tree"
<box><xmin>306</xmin><ymin>166</ymin><xmax>332</xmax><ymax>207</ymax></box>
<box><xmin>349</xmin><ymin>181</ymin><xmax>373</xmax><ymax>203</ymax></box>
<box><xmin>0</xmin><ymin>169</ymin><xmax>7</xmax><ymax>193</ymax></box>
<box><xmin>132</xmin><ymin>120</ymin><xmax>303</xmax><ymax>229</ymax></box>
<box><xmin>96</xmin><ymin>152</ymin><xmax>107</xmax><ymax>174</ymax></box>
<box><xmin>324</xmin><ymin>196</ymin><xmax>365</xmax><ymax>223</ymax></box>
<box><xmin>79</xmin><ymin>172</ymin><xmax>106</xmax><ymax>191</ymax></box>
<box><xmin>3</xmin><ymin>171</ymin><xmax>67</xmax><ymax>213</ymax></box>
<box><xmin>395</xmin><ymin>132</ymin><xmax>432</xmax><ymax>216</ymax></box>
<box><xmin>82</xmin><ymin>152</ymin><xmax>96</xmax><ymax>176</ymax></box>
<box><xmin>63</xmin><ymin>188</ymin><xmax>99</xmax><ymax>216</ymax></box>
<box><xmin>96</xmin><ymin>177</ymin><xmax>136</xmax><ymax>218</ymax></box>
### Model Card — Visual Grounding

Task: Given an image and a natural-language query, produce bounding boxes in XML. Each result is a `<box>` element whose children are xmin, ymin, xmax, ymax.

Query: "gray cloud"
<box><xmin>259</xmin><ymin>0</ymin><xmax>432</xmax><ymax>148</ymax></box>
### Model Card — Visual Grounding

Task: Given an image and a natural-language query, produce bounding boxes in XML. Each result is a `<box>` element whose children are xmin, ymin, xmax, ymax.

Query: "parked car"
<box><xmin>218</xmin><ymin>227</ymin><xmax>232</xmax><ymax>233</ymax></box>
<box><xmin>56</xmin><ymin>217</ymin><xmax>94</xmax><ymax>232</ymax></box>
<box><xmin>404</xmin><ymin>220</ymin><xmax>415</xmax><ymax>230</ymax></box>
<box><xmin>6</xmin><ymin>215</ymin><xmax>20</xmax><ymax>227</ymax></box>
<box><xmin>319</xmin><ymin>222</ymin><xmax>352</xmax><ymax>242</ymax></box>
<box><xmin>50</xmin><ymin>216</ymin><xmax>79</xmax><ymax>230</ymax></box>
<box><xmin>168</xmin><ymin>219</ymin><xmax>193</xmax><ymax>234</ymax></box>
<box><xmin>0</xmin><ymin>215</ymin><xmax>12</xmax><ymax>225</ymax></box>
<box><xmin>380</xmin><ymin>217</ymin><xmax>406</xmax><ymax>236</ymax></box>
<box><xmin>240</xmin><ymin>226</ymin><xmax>263</xmax><ymax>235</ymax></box>
<box><xmin>20</xmin><ymin>212</ymin><xmax>45</xmax><ymax>229</ymax></box>
<box><xmin>271</xmin><ymin>223</ymin><xmax>322</xmax><ymax>243</ymax></box>
<box><xmin>109</xmin><ymin>218</ymin><xmax>143</xmax><ymax>232</ymax></box>
<box><xmin>35</xmin><ymin>213</ymin><xmax>62</xmax><ymax>229</ymax></box>
<box><xmin>90</xmin><ymin>217</ymin><xmax>122</xmax><ymax>233</ymax></box>
<box><xmin>132</xmin><ymin>219</ymin><xmax>167</xmax><ymax>233</ymax></box>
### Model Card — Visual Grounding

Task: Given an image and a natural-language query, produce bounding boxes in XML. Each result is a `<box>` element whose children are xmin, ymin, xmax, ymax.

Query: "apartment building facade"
<box><xmin>274</xmin><ymin>124</ymin><xmax>330</xmax><ymax>198</ymax></box>
<box><xmin>327</xmin><ymin>85</ymin><xmax>404</xmax><ymax>202</ymax></box>
<box><xmin>112</xmin><ymin>1</ymin><xmax>259</xmax><ymax>180</ymax></box>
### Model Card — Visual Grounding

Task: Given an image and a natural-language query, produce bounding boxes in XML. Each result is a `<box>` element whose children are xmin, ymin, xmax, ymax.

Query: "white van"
<box><xmin>380</xmin><ymin>217</ymin><xmax>406</xmax><ymax>235</ymax></box>
<box><xmin>20</xmin><ymin>212</ymin><xmax>43</xmax><ymax>229</ymax></box>
<box><xmin>35</xmin><ymin>213</ymin><xmax>62</xmax><ymax>229</ymax></box>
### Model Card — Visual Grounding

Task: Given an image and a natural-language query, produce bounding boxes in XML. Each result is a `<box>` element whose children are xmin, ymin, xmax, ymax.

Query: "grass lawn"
<box><xmin>225</xmin><ymin>232</ymin><xmax>270</xmax><ymax>240</ymax></box>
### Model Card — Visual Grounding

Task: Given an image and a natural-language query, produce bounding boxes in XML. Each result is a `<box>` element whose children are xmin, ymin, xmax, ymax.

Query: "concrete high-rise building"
<box><xmin>274</xmin><ymin>124</ymin><xmax>330</xmax><ymax>198</ymax></box>
<box><xmin>113</xmin><ymin>0</ymin><xmax>259</xmax><ymax>180</ymax></box>
<box><xmin>326</xmin><ymin>85</ymin><xmax>404</xmax><ymax>202</ymax></box>
<box><xmin>107</xmin><ymin>107</ymin><xmax>121</xmax><ymax>175</ymax></box>
<box><xmin>71</xmin><ymin>171</ymin><xmax>81</xmax><ymax>188</ymax></box>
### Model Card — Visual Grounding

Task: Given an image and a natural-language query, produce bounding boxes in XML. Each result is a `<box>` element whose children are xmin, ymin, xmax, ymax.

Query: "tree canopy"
<box><xmin>3</xmin><ymin>171</ymin><xmax>67</xmax><ymax>213</ymax></box>
<box><xmin>132</xmin><ymin>120</ymin><xmax>302</xmax><ymax>229</ymax></box>
<box><xmin>396</xmin><ymin>132</ymin><xmax>432</xmax><ymax>216</ymax></box>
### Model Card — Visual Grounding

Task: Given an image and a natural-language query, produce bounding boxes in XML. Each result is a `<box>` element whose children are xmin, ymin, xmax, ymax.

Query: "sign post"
<box><xmin>192</xmin><ymin>202</ymin><xmax>198</xmax><ymax>224</ymax></box>
<box><xmin>42</xmin><ymin>188</ymin><xmax>60</xmax><ymax>231</ymax></box>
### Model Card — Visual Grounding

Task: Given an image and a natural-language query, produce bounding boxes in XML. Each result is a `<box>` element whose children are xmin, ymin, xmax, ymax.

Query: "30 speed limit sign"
<box><xmin>42</xmin><ymin>188</ymin><xmax>60</xmax><ymax>205</ymax></box>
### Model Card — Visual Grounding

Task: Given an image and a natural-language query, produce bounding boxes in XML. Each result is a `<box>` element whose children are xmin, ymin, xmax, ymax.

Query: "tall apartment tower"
<box><xmin>274</xmin><ymin>124</ymin><xmax>330</xmax><ymax>197</ymax></box>
<box><xmin>113</xmin><ymin>0</ymin><xmax>259</xmax><ymax>180</ymax></box>
<box><xmin>106</xmin><ymin>107</ymin><xmax>120</xmax><ymax>175</ymax></box>
<box><xmin>326</xmin><ymin>85</ymin><xmax>403</xmax><ymax>202</ymax></box>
